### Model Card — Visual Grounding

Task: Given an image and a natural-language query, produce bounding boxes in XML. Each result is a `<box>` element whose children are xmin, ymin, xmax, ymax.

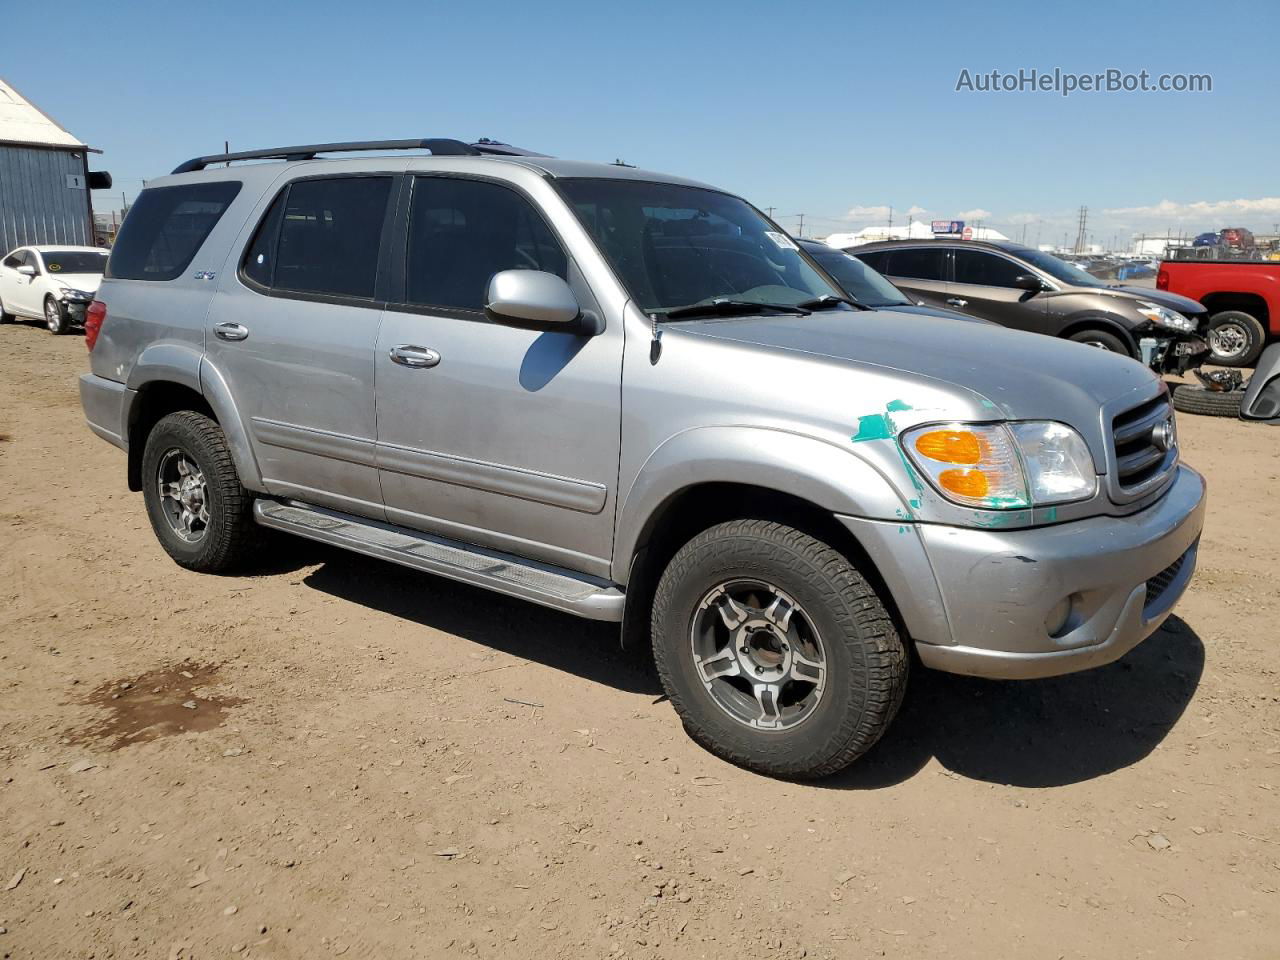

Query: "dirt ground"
<box><xmin>1</xmin><ymin>320</ymin><xmax>1277</xmax><ymax>960</ymax></box>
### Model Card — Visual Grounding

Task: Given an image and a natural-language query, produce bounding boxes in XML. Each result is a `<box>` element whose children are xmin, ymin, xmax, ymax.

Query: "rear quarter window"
<box><xmin>107</xmin><ymin>181</ymin><xmax>242</xmax><ymax>281</ymax></box>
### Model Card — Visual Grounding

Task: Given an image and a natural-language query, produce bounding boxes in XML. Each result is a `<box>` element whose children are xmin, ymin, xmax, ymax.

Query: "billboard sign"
<box><xmin>932</xmin><ymin>219</ymin><xmax>965</xmax><ymax>235</ymax></box>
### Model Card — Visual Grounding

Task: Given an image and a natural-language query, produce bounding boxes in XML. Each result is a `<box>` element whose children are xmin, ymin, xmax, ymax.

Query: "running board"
<box><xmin>253</xmin><ymin>500</ymin><xmax>625</xmax><ymax>621</ymax></box>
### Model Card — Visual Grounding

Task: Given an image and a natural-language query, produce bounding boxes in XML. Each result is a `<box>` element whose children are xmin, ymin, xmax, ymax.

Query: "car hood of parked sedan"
<box><xmin>51</xmin><ymin>273</ymin><xmax>104</xmax><ymax>292</ymax></box>
<box><xmin>878</xmin><ymin>302</ymin><xmax>990</xmax><ymax>324</ymax></box>
<box><xmin>672</xmin><ymin>306</ymin><xmax>1156</xmax><ymax>454</ymax></box>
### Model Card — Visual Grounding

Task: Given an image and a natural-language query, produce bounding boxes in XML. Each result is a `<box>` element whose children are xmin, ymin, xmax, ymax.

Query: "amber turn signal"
<box><xmin>938</xmin><ymin>468</ymin><xmax>990</xmax><ymax>498</ymax></box>
<box><xmin>914</xmin><ymin>429</ymin><xmax>982</xmax><ymax>465</ymax></box>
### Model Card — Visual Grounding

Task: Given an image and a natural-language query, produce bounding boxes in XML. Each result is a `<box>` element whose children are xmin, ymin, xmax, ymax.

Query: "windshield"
<box><xmin>42</xmin><ymin>251</ymin><xmax>107</xmax><ymax>275</ymax></box>
<box><xmin>557</xmin><ymin>179</ymin><xmax>844</xmax><ymax>316</ymax></box>
<box><xmin>807</xmin><ymin>248</ymin><xmax>910</xmax><ymax>306</ymax></box>
<box><xmin>1011</xmin><ymin>248</ymin><xmax>1106</xmax><ymax>288</ymax></box>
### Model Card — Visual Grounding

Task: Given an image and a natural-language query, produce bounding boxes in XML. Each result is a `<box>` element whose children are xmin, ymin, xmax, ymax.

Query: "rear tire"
<box><xmin>651</xmin><ymin>519</ymin><xmax>907</xmax><ymax>779</ymax></box>
<box><xmin>1068</xmin><ymin>328</ymin><xmax>1130</xmax><ymax>355</ymax></box>
<box><xmin>1171</xmin><ymin>384</ymin><xmax>1244</xmax><ymax>418</ymax></box>
<box><xmin>1206</xmin><ymin>310</ymin><xmax>1266</xmax><ymax>367</ymax></box>
<box><xmin>45</xmin><ymin>297</ymin><xmax>70</xmax><ymax>335</ymax></box>
<box><xmin>140</xmin><ymin>411</ymin><xmax>261</xmax><ymax>572</ymax></box>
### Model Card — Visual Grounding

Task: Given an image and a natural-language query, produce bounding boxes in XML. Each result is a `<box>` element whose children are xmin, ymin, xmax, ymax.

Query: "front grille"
<box><xmin>1110</xmin><ymin>394</ymin><xmax>1178</xmax><ymax>498</ymax></box>
<box><xmin>1145</xmin><ymin>548</ymin><xmax>1189</xmax><ymax>608</ymax></box>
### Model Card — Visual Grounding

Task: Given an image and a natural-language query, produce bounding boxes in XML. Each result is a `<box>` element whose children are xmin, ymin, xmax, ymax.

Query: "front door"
<box><xmin>949</xmin><ymin>248</ymin><xmax>1048</xmax><ymax>331</ymax></box>
<box><xmin>0</xmin><ymin>250</ymin><xmax>39</xmax><ymax>315</ymax></box>
<box><xmin>374</xmin><ymin>175</ymin><xmax>623</xmax><ymax>577</ymax></box>
<box><xmin>205</xmin><ymin>174</ymin><xmax>397</xmax><ymax>519</ymax></box>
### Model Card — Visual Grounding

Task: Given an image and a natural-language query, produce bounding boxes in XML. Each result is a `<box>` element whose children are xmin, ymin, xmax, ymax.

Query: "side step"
<box><xmin>254</xmin><ymin>500</ymin><xmax>625</xmax><ymax>621</ymax></box>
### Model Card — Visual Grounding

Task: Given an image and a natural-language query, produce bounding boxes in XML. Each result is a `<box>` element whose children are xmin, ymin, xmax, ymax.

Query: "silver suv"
<box><xmin>79</xmin><ymin>138</ymin><xmax>1206</xmax><ymax>778</ymax></box>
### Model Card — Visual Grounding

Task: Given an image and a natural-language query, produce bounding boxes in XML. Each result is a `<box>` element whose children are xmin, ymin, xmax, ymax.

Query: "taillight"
<box><xmin>85</xmin><ymin>300</ymin><xmax>106</xmax><ymax>351</ymax></box>
<box><xmin>1156</xmin><ymin>269</ymin><xmax>1169</xmax><ymax>290</ymax></box>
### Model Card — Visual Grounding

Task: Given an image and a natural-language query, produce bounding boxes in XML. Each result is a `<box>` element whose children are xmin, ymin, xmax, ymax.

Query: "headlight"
<box><xmin>57</xmin><ymin>287</ymin><xmax>94</xmax><ymax>301</ymax></box>
<box><xmin>902</xmin><ymin>421</ymin><xmax>1097</xmax><ymax>510</ymax></box>
<box><xmin>1135</xmin><ymin>300</ymin><xmax>1195</xmax><ymax>333</ymax></box>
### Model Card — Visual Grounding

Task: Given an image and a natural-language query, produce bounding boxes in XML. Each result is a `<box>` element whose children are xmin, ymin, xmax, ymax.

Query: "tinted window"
<box><xmin>272</xmin><ymin>177</ymin><xmax>392</xmax><ymax>299</ymax></box>
<box><xmin>953</xmin><ymin>249</ymin><xmax>1026</xmax><ymax>287</ymax></box>
<box><xmin>406</xmin><ymin>177</ymin><xmax>567</xmax><ymax>311</ymax></box>
<box><xmin>883</xmin><ymin>247</ymin><xmax>947</xmax><ymax>281</ymax></box>
<box><xmin>241</xmin><ymin>191</ymin><xmax>287</xmax><ymax>289</ymax></box>
<box><xmin>2</xmin><ymin>251</ymin><xmax>24</xmax><ymax>268</ymax></box>
<box><xmin>852</xmin><ymin>249</ymin><xmax>890</xmax><ymax>273</ymax></box>
<box><xmin>42</xmin><ymin>251</ymin><xmax>108</xmax><ymax>275</ymax></box>
<box><xmin>108</xmin><ymin>181</ymin><xmax>242</xmax><ymax>281</ymax></box>
<box><xmin>559</xmin><ymin>178</ymin><xmax>841</xmax><ymax>314</ymax></box>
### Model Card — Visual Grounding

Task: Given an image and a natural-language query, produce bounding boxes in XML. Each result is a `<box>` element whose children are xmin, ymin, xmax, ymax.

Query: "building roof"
<box><xmin>0</xmin><ymin>76</ymin><xmax>86</xmax><ymax>149</ymax></box>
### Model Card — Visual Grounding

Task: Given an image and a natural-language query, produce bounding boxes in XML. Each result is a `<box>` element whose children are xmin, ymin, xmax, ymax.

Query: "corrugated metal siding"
<box><xmin>0</xmin><ymin>144</ymin><xmax>90</xmax><ymax>252</ymax></box>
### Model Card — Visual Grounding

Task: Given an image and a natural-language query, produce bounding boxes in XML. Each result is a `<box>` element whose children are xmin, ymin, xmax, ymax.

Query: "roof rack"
<box><xmin>171</xmin><ymin>138</ymin><xmax>545</xmax><ymax>175</ymax></box>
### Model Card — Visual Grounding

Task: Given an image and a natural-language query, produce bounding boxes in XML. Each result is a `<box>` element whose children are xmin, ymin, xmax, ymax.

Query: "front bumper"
<box><xmin>61</xmin><ymin>299</ymin><xmax>90</xmax><ymax>325</ymax></box>
<box><xmin>839</xmin><ymin>464</ymin><xmax>1206</xmax><ymax>680</ymax></box>
<box><xmin>1145</xmin><ymin>334</ymin><xmax>1209</xmax><ymax>375</ymax></box>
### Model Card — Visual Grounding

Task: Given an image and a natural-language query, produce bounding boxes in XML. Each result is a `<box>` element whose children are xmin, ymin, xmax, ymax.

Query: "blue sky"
<box><xmin>6</xmin><ymin>0</ymin><xmax>1277</xmax><ymax>245</ymax></box>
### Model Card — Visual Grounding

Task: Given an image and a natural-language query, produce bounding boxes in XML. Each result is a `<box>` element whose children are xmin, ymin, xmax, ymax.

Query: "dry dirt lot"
<box><xmin>1</xmin><ymin>321</ymin><xmax>1277</xmax><ymax>960</ymax></box>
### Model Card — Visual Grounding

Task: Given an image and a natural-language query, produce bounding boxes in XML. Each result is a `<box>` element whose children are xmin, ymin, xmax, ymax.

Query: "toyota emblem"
<box><xmin>1151</xmin><ymin>418</ymin><xmax>1176</xmax><ymax>452</ymax></box>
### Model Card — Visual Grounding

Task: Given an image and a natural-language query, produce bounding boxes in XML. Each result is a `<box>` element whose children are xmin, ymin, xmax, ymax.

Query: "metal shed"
<box><xmin>0</xmin><ymin>77</ymin><xmax>97</xmax><ymax>253</ymax></box>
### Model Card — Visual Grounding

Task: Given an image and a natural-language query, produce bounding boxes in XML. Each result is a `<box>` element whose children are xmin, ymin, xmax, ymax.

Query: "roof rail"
<box><xmin>170</xmin><ymin>138</ymin><xmax>545</xmax><ymax>175</ymax></box>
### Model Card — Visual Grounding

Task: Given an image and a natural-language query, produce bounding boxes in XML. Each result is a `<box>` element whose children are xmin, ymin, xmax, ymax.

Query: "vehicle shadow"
<box><xmin>300</xmin><ymin>548</ymin><xmax>657</xmax><ymax>696</ymax></box>
<box><xmin>826</xmin><ymin>615</ymin><xmax>1205</xmax><ymax>790</ymax></box>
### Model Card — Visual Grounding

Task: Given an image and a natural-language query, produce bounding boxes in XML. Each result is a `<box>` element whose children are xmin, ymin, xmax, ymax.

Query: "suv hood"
<box><xmin>1093</xmin><ymin>285</ymin><xmax>1205</xmax><ymax>315</ymax></box>
<box><xmin>674</xmin><ymin>307</ymin><xmax>1157</xmax><ymax>458</ymax></box>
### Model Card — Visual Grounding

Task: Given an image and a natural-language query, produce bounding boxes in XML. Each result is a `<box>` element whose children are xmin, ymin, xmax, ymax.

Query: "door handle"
<box><xmin>389</xmin><ymin>344</ymin><xmax>441</xmax><ymax>368</ymax></box>
<box><xmin>213</xmin><ymin>321</ymin><xmax>250</xmax><ymax>341</ymax></box>
<box><xmin>946</xmin><ymin>298</ymin><xmax>968</xmax><ymax>307</ymax></box>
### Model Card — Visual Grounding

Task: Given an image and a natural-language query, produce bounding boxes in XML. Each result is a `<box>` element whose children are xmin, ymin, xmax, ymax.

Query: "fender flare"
<box><xmin>611</xmin><ymin>425</ymin><xmax>910</xmax><ymax>583</ymax></box>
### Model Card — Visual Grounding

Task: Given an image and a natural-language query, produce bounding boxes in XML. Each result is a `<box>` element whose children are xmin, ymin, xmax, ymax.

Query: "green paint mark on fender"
<box><xmin>851</xmin><ymin>412</ymin><xmax>894</xmax><ymax>443</ymax></box>
<box><xmin>886</xmin><ymin>398</ymin><xmax>913</xmax><ymax>413</ymax></box>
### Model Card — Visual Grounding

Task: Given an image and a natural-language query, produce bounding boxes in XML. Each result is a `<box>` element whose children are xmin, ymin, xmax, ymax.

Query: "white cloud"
<box><xmin>846</xmin><ymin>204</ymin><xmax>891</xmax><ymax>220</ymax></box>
<box><xmin>1103</xmin><ymin>196</ymin><xmax>1280</xmax><ymax>219</ymax></box>
<box><xmin>906</xmin><ymin>205</ymin><xmax>928</xmax><ymax>216</ymax></box>
<box><xmin>1005</xmin><ymin>212</ymin><xmax>1040</xmax><ymax>226</ymax></box>
<box><xmin>955</xmin><ymin>208</ymin><xmax>992</xmax><ymax>221</ymax></box>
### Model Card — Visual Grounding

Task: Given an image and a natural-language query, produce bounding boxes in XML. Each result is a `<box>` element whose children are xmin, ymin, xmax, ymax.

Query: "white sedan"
<box><xmin>0</xmin><ymin>245</ymin><xmax>109</xmax><ymax>335</ymax></box>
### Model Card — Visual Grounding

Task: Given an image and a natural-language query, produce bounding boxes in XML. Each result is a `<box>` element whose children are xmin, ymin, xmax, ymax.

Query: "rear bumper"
<box><xmin>79</xmin><ymin>373</ymin><xmax>131</xmax><ymax>450</ymax></box>
<box><xmin>840</xmin><ymin>464</ymin><xmax>1206</xmax><ymax>680</ymax></box>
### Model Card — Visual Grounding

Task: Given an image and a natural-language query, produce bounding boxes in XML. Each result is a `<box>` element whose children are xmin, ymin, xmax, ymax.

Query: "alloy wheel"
<box><xmin>689</xmin><ymin>579</ymin><xmax>826</xmax><ymax>731</ymax></box>
<box><xmin>156</xmin><ymin>448</ymin><xmax>210</xmax><ymax>542</ymax></box>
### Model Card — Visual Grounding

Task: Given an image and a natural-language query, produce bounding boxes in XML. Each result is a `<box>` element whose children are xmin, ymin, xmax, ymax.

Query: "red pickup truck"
<box><xmin>1158</xmin><ymin>259</ymin><xmax>1279</xmax><ymax>366</ymax></box>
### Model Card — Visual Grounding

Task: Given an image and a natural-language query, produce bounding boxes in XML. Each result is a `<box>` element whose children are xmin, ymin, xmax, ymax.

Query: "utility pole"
<box><xmin>225</xmin><ymin>140</ymin><xmax>231</xmax><ymax>168</ymax></box>
<box><xmin>796</xmin><ymin>213</ymin><xmax>805</xmax><ymax>237</ymax></box>
<box><xmin>1073</xmin><ymin>205</ymin><xmax>1088</xmax><ymax>254</ymax></box>
<box><xmin>888</xmin><ymin>206</ymin><xmax>893</xmax><ymax>230</ymax></box>
<box><xmin>765</xmin><ymin>206</ymin><xmax>776</xmax><ymax>220</ymax></box>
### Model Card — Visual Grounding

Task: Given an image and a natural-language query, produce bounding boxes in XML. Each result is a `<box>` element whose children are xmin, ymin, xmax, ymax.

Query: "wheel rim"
<box><xmin>1082</xmin><ymin>338</ymin><xmax>1113</xmax><ymax>351</ymax></box>
<box><xmin>156</xmin><ymin>447</ymin><xmax>210</xmax><ymax>542</ymax></box>
<box><xmin>1208</xmin><ymin>322</ymin><xmax>1248</xmax><ymax>360</ymax></box>
<box><xmin>689</xmin><ymin>579</ymin><xmax>826</xmax><ymax>731</ymax></box>
<box><xmin>45</xmin><ymin>300</ymin><xmax>61</xmax><ymax>331</ymax></box>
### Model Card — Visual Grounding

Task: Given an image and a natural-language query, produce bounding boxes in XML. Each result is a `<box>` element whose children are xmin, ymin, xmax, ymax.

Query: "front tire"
<box><xmin>0</xmin><ymin>296</ymin><xmax>14</xmax><ymax>324</ymax></box>
<box><xmin>141</xmin><ymin>411</ymin><xmax>260</xmax><ymax>572</ymax></box>
<box><xmin>651</xmin><ymin>520</ymin><xmax>907</xmax><ymax>779</ymax></box>
<box><xmin>1206</xmin><ymin>310</ymin><xmax>1266</xmax><ymax>367</ymax></box>
<box><xmin>45</xmin><ymin>297</ymin><xmax>70</xmax><ymax>335</ymax></box>
<box><xmin>1068</xmin><ymin>328</ymin><xmax>1130</xmax><ymax>355</ymax></box>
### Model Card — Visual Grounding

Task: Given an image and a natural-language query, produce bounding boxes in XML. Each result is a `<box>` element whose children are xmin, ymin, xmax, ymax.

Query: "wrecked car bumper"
<box><xmin>840</xmin><ymin>464</ymin><xmax>1206</xmax><ymax>680</ymax></box>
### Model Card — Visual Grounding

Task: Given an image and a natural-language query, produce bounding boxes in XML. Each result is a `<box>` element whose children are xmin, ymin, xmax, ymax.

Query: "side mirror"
<box><xmin>485</xmin><ymin>270</ymin><xmax>596</xmax><ymax>335</ymax></box>
<box><xmin>1012</xmin><ymin>273</ymin><xmax>1046</xmax><ymax>292</ymax></box>
<box><xmin>17</xmin><ymin>264</ymin><xmax>37</xmax><ymax>278</ymax></box>
<box><xmin>1242</xmin><ymin>342</ymin><xmax>1280</xmax><ymax>422</ymax></box>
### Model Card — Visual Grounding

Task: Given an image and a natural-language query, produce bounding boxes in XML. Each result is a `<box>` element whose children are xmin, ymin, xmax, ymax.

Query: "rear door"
<box><xmin>204</xmin><ymin>174</ymin><xmax>398</xmax><ymax>520</ymax></box>
<box><xmin>859</xmin><ymin>246</ymin><xmax>951</xmax><ymax>310</ymax></box>
<box><xmin>949</xmin><ymin>248</ymin><xmax>1047</xmax><ymax>330</ymax></box>
<box><xmin>372</xmin><ymin>174</ymin><xmax>623</xmax><ymax>576</ymax></box>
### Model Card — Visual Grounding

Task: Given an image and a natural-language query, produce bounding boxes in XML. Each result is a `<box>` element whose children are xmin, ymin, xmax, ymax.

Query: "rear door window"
<box><xmin>883</xmin><ymin>247</ymin><xmax>947</xmax><ymax>281</ymax></box>
<box><xmin>107</xmin><ymin>181</ymin><xmax>242</xmax><ymax>280</ymax></box>
<box><xmin>271</xmin><ymin>177</ymin><xmax>393</xmax><ymax>299</ymax></box>
<box><xmin>953</xmin><ymin>249</ymin><xmax>1026</xmax><ymax>287</ymax></box>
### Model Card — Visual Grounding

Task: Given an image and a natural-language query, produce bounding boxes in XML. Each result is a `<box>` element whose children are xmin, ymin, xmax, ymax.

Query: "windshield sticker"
<box><xmin>764</xmin><ymin>231</ymin><xmax>798</xmax><ymax>251</ymax></box>
<box><xmin>49</xmin><ymin>263</ymin><xmax>62</xmax><ymax>272</ymax></box>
